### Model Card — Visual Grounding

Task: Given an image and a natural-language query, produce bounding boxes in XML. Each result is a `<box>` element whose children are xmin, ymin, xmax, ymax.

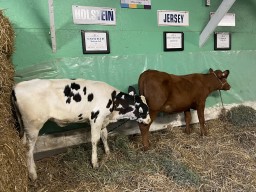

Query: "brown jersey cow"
<box><xmin>138</xmin><ymin>68</ymin><xmax>231</xmax><ymax>150</ymax></box>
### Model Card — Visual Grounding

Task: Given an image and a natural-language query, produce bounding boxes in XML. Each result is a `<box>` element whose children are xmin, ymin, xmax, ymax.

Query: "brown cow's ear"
<box><xmin>222</xmin><ymin>70</ymin><xmax>230</xmax><ymax>77</ymax></box>
<box><xmin>209</xmin><ymin>68</ymin><xmax>214</xmax><ymax>73</ymax></box>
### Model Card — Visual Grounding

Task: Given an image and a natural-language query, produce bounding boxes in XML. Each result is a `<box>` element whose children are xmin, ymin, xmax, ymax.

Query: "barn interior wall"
<box><xmin>1</xmin><ymin>0</ymin><xmax>256</xmax><ymax>134</ymax></box>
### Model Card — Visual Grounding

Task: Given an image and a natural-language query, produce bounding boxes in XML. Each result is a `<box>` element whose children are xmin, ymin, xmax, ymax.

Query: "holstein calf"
<box><xmin>12</xmin><ymin>79</ymin><xmax>151</xmax><ymax>180</ymax></box>
<box><xmin>138</xmin><ymin>68</ymin><xmax>231</xmax><ymax>150</ymax></box>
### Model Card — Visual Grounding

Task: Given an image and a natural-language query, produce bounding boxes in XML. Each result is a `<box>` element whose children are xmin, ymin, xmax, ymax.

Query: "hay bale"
<box><xmin>219</xmin><ymin>105</ymin><xmax>256</xmax><ymax>127</ymax></box>
<box><xmin>0</xmin><ymin>54</ymin><xmax>28</xmax><ymax>191</ymax></box>
<box><xmin>0</xmin><ymin>10</ymin><xmax>15</xmax><ymax>57</ymax></box>
<box><xmin>0</xmin><ymin>16</ymin><xmax>28</xmax><ymax>190</ymax></box>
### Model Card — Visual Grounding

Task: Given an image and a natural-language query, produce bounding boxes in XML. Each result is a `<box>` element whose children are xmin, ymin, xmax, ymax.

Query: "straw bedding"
<box><xmin>28</xmin><ymin>107</ymin><xmax>256</xmax><ymax>192</ymax></box>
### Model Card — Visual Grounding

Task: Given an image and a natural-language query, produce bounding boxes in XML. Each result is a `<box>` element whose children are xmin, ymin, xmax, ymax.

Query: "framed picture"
<box><xmin>81</xmin><ymin>30</ymin><xmax>110</xmax><ymax>54</ymax></box>
<box><xmin>163</xmin><ymin>32</ymin><xmax>184</xmax><ymax>51</ymax></box>
<box><xmin>214</xmin><ymin>32</ymin><xmax>231</xmax><ymax>50</ymax></box>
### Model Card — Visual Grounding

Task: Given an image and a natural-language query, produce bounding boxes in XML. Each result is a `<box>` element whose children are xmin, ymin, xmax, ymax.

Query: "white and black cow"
<box><xmin>12</xmin><ymin>79</ymin><xmax>151</xmax><ymax>181</ymax></box>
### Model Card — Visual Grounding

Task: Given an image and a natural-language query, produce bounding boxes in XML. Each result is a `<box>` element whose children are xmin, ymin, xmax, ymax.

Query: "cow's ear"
<box><xmin>128</xmin><ymin>86</ymin><xmax>136</xmax><ymax>96</ymax></box>
<box><xmin>209</xmin><ymin>68</ymin><xmax>214</xmax><ymax>73</ymax></box>
<box><xmin>222</xmin><ymin>70</ymin><xmax>230</xmax><ymax>78</ymax></box>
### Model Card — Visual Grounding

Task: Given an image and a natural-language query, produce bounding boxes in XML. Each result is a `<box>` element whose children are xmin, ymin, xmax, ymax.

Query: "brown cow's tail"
<box><xmin>11</xmin><ymin>90</ymin><xmax>25</xmax><ymax>139</ymax></box>
<box><xmin>138</xmin><ymin>71</ymin><xmax>145</xmax><ymax>96</ymax></box>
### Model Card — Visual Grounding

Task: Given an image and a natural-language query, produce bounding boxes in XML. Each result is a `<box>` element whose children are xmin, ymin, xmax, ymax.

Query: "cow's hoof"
<box><xmin>184</xmin><ymin>129</ymin><xmax>191</xmax><ymax>135</ymax></box>
<box><xmin>200</xmin><ymin>131</ymin><xmax>208</xmax><ymax>137</ymax></box>
<box><xmin>143</xmin><ymin>146</ymin><xmax>149</xmax><ymax>151</ymax></box>
<box><xmin>29</xmin><ymin>173</ymin><xmax>37</xmax><ymax>181</ymax></box>
<box><xmin>105</xmin><ymin>150</ymin><xmax>110</xmax><ymax>156</ymax></box>
<box><xmin>92</xmin><ymin>162</ymin><xmax>99</xmax><ymax>169</ymax></box>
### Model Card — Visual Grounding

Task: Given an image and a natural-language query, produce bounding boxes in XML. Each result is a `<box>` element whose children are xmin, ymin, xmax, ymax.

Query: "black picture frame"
<box><xmin>163</xmin><ymin>32</ymin><xmax>184</xmax><ymax>51</ymax></box>
<box><xmin>81</xmin><ymin>30</ymin><xmax>110</xmax><ymax>54</ymax></box>
<box><xmin>214</xmin><ymin>32</ymin><xmax>231</xmax><ymax>50</ymax></box>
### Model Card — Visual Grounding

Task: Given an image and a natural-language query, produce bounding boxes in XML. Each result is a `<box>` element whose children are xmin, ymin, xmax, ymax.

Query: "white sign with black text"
<box><xmin>210</xmin><ymin>12</ymin><xmax>235</xmax><ymax>26</ymax></box>
<box><xmin>72</xmin><ymin>5</ymin><xmax>116</xmax><ymax>25</ymax></box>
<box><xmin>158</xmin><ymin>10</ymin><xmax>189</xmax><ymax>26</ymax></box>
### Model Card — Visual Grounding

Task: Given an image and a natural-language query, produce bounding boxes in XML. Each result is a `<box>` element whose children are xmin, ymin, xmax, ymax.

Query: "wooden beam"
<box><xmin>199</xmin><ymin>0</ymin><xmax>236</xmax><ymax>47</ymax></box>
<box><xmin>48</xmin><ymin>0</ymin><xmax>57</xmax><ymax>52</ymax></box>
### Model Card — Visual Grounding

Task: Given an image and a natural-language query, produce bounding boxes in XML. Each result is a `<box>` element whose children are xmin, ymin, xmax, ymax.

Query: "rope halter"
<box><xmin>212</xmin><ymin>71</ymin><xmax>227</xmax><ymax>89</ymax></box>
<box><xmin>212</xmin><ymin>71</ymin><xmax>225</xmax><ymax>108</ymax></box>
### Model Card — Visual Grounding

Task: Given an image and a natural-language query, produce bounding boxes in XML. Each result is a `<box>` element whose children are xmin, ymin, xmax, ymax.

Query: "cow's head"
<box><xmin>114</xmin><ymin>86</ymin><xmax>151</xmax><ymax>124</ymax></box>
<box><xmin>209</xmin><ymin>68</ymin><xmax>231</xmax><ymax>90</ymax></box>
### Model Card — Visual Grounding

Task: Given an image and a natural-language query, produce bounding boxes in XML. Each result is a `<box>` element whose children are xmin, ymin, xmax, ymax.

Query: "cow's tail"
<box><xmin>11</xmin><ymin>90</ymin><xmax>25</xmax><ymax>140</ymax></box>
<box><xmin>138</xmin><ymin>72</ymin><xmax>145</xmax><ymax>96</ymax></box>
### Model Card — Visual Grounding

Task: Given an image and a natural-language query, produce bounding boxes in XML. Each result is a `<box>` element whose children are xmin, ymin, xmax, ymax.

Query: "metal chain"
<box><xmin>218</xmin><ymin>90</ymin><xmax>224</xmax><ymax>109</ymax></box>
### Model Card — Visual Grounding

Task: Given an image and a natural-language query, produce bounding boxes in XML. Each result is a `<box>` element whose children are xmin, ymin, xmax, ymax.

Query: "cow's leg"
<box><xmin>139</xmin><ymin>110</ymin><xmax>158</xmax><ymax>151</ymax></box>
<box><xmin>184</xmin><ymin>110</ymin><xmax>192</xmax><ymax>134</ymax></box>
<box><xmin>25</xmin><ymin>122</ymin><xmax>43</xmax><ymax>181</ymax></box>
<box><xmin>90</xmin><ymin>121</ymin><xmax>103</xmax><ymax>168</ymax></box>
<box><xmin>197</xmin><ymin>105</ymin><xmax>207</xmax><ymax>136</ymax></box>
<box><xmin>100</xmin><ymin>127</ymin><xmax>110</xmax><ymax>155</ymax></box>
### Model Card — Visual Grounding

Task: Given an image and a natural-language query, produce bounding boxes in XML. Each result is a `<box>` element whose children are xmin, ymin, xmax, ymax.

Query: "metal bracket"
<box><xmin>48</xmin><ymin>0</ymin><xmax>57</xmax><ymax>53</ymax></box>
<box><xmin>199</xmin><ymin>0</ymin><xmax>236</xmax><ymax>47</ymax></box>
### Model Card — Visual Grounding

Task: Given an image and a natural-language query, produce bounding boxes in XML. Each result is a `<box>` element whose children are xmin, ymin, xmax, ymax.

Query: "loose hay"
<box><xmin>0</xmin><ymin>11</ymin><xmax>28</xmax><ymax>192</ymax></box>
<box><xmin>28</xmin><ymin>115</ymin><xmax>256</xmax><ymax>191</ymax></box>
<box><xmin>220</xmin><ymin>105</ymin><xmax>256</xmax><ymax>127</ymax></box>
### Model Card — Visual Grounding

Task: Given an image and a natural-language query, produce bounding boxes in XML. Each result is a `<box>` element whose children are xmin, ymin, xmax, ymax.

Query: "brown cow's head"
<box><xmin>209</xmin><ymin>68</ymin><xmax>231</xmax><ymax>90</ymax></box>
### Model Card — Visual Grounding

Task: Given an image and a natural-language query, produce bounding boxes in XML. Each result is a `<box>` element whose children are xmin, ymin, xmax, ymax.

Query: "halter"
<box><xmin>212</xmin><ymin>71</ymin><xmax>227</xmax><ymax>89</ymax></box>
<box><xmin>212</xmin><ymin>71</ymin><xmax>225</xmax><ymax>108</ymax></box>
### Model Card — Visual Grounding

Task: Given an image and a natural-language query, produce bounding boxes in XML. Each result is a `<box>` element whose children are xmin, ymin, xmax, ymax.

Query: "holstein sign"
<box><xmin>72</xmin><ymin>5</ymin><xmax>116</xmax><ymax>25</ymax></box>
<box><xmin>158</xmin><ymin>10</ymin><xmax>189</xmax><ymax>26</ymax></box>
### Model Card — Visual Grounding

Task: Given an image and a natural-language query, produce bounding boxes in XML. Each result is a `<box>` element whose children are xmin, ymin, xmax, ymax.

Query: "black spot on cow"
<box><xmin>64</xmin><ymin>85</ymin><xmax>71</xmax><ymax>97</ymax></box>
<box><xmin>88</xmin><ymin>93</ymin><xmax>94</xmax><ymax>102</ymax></box>
<box><xmin>78</xmin><ymin>114</ymin><xmax>83</xmax><ymax>120</ymax></box>
<box><xmin>110</xmin><ymin>90</ymin><xmax>117</xmax><ymax>112</ymax></box>
<box><xmin>71</xmin><ymin>82</ymin><xmax>80</xmax><ymax>90</ymax></box>
<box><xmin>111</xmin><ymin>90</ymin><xmax>117</xmax><ymax>99</ymax></box>
<box><xmin>114</xmin><ymin>92</ymin><xmax>130</xmax><ymax>110</ymax></box>
<box><xmin>91</xmin><ymin>110</ymin><xmax>100</xmax><ymax>123</ymax></box>
<box><xmin>64</xmin><ymin>85</ymin><xmax>75</xmax><ymax>104</ymax></box>
<box><xmin>118</xmin><ymin>106</ymin><xmax>133</xmax><ymax>115</ymax></box>
<box><xmin>73</xmin><ymin>93</ymin><xmax>81</xmax><ymax>102</ymax></box>
<box><xmin>83</xmin><ymin>86</ymin><xmax>87</xmax><ymax>95</ymax></box>
<box><xmin>106</xmin><ymin>99</ymin><xmax>112</xmax><ymax>108</ymax></box>
<box><xmin>66</xmin><ymin>97</ymin><xmax>71</xmax><ymax>104</ymax></box>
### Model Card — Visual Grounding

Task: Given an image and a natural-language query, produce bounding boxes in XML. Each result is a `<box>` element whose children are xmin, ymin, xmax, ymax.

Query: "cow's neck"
<box><xmin>112</xmin><ymin>92</ymin><xmax>136</xmax><ymax>121</ymax></box>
